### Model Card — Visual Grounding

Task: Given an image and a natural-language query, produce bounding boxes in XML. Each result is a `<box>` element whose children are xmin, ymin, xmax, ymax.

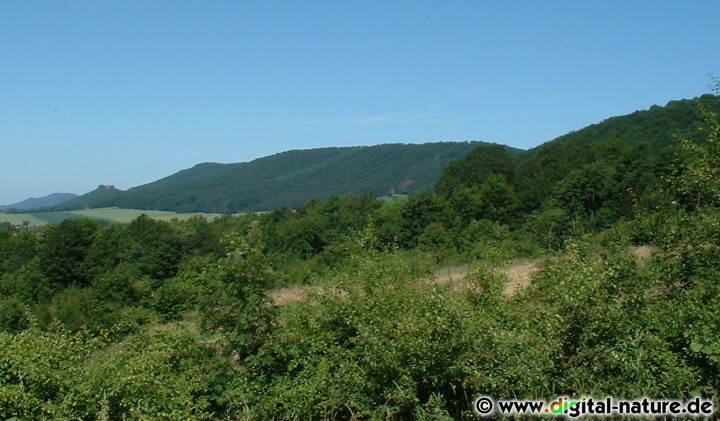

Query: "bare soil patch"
<box><xmin>631</xmin><ymin>245</ymin><xmax>653</xmax><ymax>269</ymax></box>
<box><xmin>429</xmin><ymin>260</ymin><xmax>540</xmax><ymax>297</ymax></box>
<box><xmin>269</xmin><ymin>285</ymin><xmax>350</xmax><ymax>306</ymax></box>
<box><xmin>632</xmin><ymin>245</ymin><xmax>653</xmax><ymax>260</ymax></box>
<box><xmin>501</xmin><ymin>260</ymin><xmax>539</xmax><ymax>297</ymax></box>
<box><xmin>269</xmin><ymin>287</ymin><xmax>308</xmax><ymax>306</ymax></box>
<box><xmin>432</xmin><ymin>265</ymin><xmax>469</xmax><ymax>285</ymax></box>
<box><xmin>270</xmin><ymin>259</ymin><xmax>542</xmax><ymax>306</ymax></box>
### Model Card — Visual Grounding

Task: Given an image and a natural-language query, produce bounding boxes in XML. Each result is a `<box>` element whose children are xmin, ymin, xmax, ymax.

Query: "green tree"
<box><xmin>436</xmin><ymin>144</ymin><xmax>515</xmax><ymax>197</ymax></box>
<box><xmin>126</xmin><ymin>214</ymin><xmax>187</xmax><ymax>280</ymax></box>
<box><xmin>475</xmin><ymin>174</ymin><xmax>520</xmax><ymax>225</ymax></box>
<box><xmin>0</xmin><ymin>261</ymin><xmax>51</xmax><ymax>305</ymax></box>
<box><xmin>0</xmin><ymin>228</ymin><xmax>37</xmax><ymax>277</ymax></box>
<box><xmin>672</xmin><ymin>104</ymin><xmax>720</xmax><ymax>210</ymax></box>
<box><xmin>0</xmin><ymin>297</ymin><xmax>30</xmax><ymax>333</ymax></box>
<box><xmin>201</xmin><ymin>222</ymin><xmax>275</xmax><ymax>358</ymax></box>
<box><xmin>373</xmin><ymin>201</ymin><xmax>407</xmax><ymax>248</ymax></box>
<box><xmin>554</xmin><ymin>162</ymin><xmax>622</xmax><ymax>228</ymax></box>
<box><xmin>81</xmin><ymin>224</ymin><xmax>134</xmax><ymax>280</ymax></box>
<box><xmin>38</xmin><ymin>218</ymin><xmax>100</xmax><ymax>290</ymax></box>
<box><xmin>418</xmin><ymin>221</ymin><xmax>452</xmax><ymax>261</ymax></box>
<box><xmin>398</xmin><ymin>189</ymin><xmax>450</xmax><ymax>248</ymax></box>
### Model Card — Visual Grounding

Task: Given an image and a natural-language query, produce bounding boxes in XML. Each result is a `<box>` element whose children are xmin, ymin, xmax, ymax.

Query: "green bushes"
<box><xmin>0</xmin><ymin>325</ymin><xmax>215</xmax><ymax>420</ymax></box>
<box><xmin>0</xmin><ymin>296</ymin><xmax>30</xmax><ymax>333</ymax></box>
<box><xmin>223</xmin><ymin>249</ymin><xmax>473</xmax><ymax>418</ymax></box>
<box><xmin>0</xmin><ymin>208</ymin><xmax>717</xmax><ymax>418</ymax></box>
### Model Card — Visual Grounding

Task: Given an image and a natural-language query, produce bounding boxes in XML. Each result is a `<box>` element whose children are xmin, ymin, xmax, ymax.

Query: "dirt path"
<box><xmin>501</xmin><ymin>260</ymin><xmax>539</xmax><ymax>297</ymax></box>
<box><xmin>269</xmin><ymin>285</ymin><xmax>350</xmax><ymax>306</ymax></box>
<box><xmin>432</xmin><ymin>265</ymin><xmax>469</xmax><ymax>285</ymax></box>
<box><xmin>429</xmin><ymin>259</ymin><xmax>540</xmax><ymax>297</ymax></box>
<box><xmin>269</xmin><ymin>287</ymin><xmax>308</xmax><ymax>306</ymax></box>
<box><xmin>269</xmin><ymin>259</ymin><xmax>542</xmax><ymax>306</ymax></box>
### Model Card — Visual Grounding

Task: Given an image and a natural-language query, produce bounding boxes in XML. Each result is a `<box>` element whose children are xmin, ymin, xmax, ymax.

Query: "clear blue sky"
<box><xmin>2</xmin><ymin>1</ymin><xmax>719</xmax><ymax>205</ymax></box>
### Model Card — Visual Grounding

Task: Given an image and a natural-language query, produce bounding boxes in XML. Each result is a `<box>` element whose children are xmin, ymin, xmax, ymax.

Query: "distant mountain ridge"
<box><xmin>0</xmin><ymin>192</ymin><xmax>78</xmax><ymax>211</ymax></box>
<box><xmin>47</xmin><ymin>94</ymin><xmax>720</xmax><ymax>215</ymax></box>
<box><xmin>57</xmin><ymin>142</ymin><xmax>511</xmax><ymax>213</ymax></box>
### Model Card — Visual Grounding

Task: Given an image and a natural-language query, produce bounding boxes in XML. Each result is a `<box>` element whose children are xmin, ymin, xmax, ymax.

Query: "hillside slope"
<box><xmin>56</xmin><ymin>95</ymin><xmax>720</xmax><ymax>215</ymax></box>
<box><xmin>516</xmin><ymin>94</ymin><xmax>720</xmax><ymax>181</ymax></box>
<box><xmin>0</xmin><ymin>192</ymin><xmax>78</xmax><ymax>211</ymax></box>
<box><xmin>433</xmin><ymin>94</ymin><xmax>720</xmax><ymax>229</ymax></box>
<box><xmin>513</xmin><ymin>94</ymin><xmax>720</xmax><ymax>210</ymax></box>
<box><xmin>59</xmin><ymin>142</ymin><xmax>508</xmax><ymax>213</ymax></box>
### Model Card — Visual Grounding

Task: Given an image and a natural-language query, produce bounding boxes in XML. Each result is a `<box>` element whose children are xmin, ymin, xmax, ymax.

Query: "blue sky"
<box><xmin>2</xmin><ymin>1</ymin><xmax>719</xmax><ymax>205</ymax></box>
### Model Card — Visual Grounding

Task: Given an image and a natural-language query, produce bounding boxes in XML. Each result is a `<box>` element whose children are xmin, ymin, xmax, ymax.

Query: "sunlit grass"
<box><xmin>0</xmin><ymin>207</ymin><xmax>223</xmax><ymax>226</ymax></box>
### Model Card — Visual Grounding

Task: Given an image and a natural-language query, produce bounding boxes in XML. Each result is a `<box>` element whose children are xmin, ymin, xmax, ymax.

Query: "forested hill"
<box><xmin>516</xmin><ymin>94</ymin><xmax>720</xmax><ymax>174</ymax></box>
<box><xmin>0</xmin><ymin>192</ymin><xmax>78</xmax><ymax>211</ymax></box>
<box><xmin>53</xmin><ymin>95</ymin><xmax>720</xmax><ymax>215</ymax></box>
<box><xmin>524</xmin><ymin>94</ymin><xmax>720</xmax><ymax>159</ymax></box>
<box><xmin>424</xmin><ymin>94</ymin><xmax>720</xmax><ymax>232</ymax></box>
<box><xmin>511</xmin><ymin>94</ymin><xmax>720</xmax><ymax>211</ymax></box>
<box><xmin>57</xmin><ymin>142</ymin><xmax>507</xmax><ymax>213</ymax></box>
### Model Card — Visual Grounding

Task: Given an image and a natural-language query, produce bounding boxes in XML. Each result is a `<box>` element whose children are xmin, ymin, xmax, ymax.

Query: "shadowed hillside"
<box><xmin>56</xmin><ymin>142</ymin><xmax>515</xmax><ymax>213</ymax></box>
<box><xmin>0</xmin><ymin>193</ymin><xmax>77</xmax><ymax>211</ymax></box>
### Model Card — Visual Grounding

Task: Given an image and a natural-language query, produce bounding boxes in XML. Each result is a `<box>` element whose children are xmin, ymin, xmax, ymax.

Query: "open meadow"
<box><xmin>0</xmin><ymin>207</ymin><xmax>223</xmax><ymax>226</ymax></box>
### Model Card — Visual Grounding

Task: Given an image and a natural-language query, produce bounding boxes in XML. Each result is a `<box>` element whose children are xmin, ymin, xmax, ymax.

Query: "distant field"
<box><xmin>0</xmin><ymin>207</ymin><xmax>223</xmax><ymax>226</ymax></box>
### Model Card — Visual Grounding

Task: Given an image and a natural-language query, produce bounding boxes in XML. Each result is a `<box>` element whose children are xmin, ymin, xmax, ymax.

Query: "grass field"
<box><xmin>0</xmin><ymin>207</ymin><xmax>223</xmax><ymax>226</ymax></box>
